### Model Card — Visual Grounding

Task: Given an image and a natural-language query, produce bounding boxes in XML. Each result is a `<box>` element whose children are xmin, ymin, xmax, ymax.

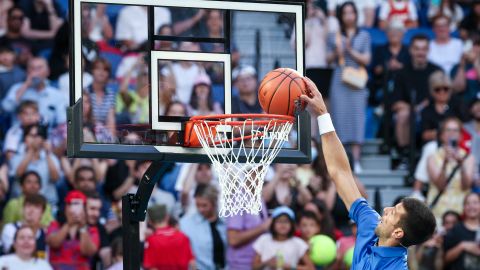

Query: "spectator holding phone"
<box><xmin>427</xmin><ymin>117</ymin><xmax>475</xmax><ymax>222</ymax></box>
<box><xmin>46</xmin><ymin>191</ymin><xmax>100</xmax><ymax>270</ymax></box>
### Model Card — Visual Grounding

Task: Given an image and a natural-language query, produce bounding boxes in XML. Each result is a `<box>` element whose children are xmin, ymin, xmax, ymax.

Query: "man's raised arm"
<box><xmin>300</xmin><ymin>78</ymin><xmax>362</xmax><ymax>210</ymax></box>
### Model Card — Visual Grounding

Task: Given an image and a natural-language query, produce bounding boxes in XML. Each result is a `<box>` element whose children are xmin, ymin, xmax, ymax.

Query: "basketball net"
<box><xmin>189</xmin><ymin>114</ymin><xmax>294</xmax><ymax>217</ymax></box>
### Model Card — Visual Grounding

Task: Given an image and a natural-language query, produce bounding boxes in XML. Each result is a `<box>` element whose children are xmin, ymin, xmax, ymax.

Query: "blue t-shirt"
<box><xmin>349</xmin><ymin>198</ymin><xmax>408</xmax><ymax>270</ymax></box>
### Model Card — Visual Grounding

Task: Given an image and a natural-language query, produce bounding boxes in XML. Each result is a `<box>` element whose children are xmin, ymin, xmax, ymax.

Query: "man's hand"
<box><xmin>300</xmin><ymin>77</ymin><xmax>327</xmax><ymax>117</ymax></box>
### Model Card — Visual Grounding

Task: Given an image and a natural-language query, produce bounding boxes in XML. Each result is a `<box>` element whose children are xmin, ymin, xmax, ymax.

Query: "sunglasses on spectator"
<box><xmin>434</xmin><ymin>87</ymin><xmax>450</xmax><ymax>93</ymax></box>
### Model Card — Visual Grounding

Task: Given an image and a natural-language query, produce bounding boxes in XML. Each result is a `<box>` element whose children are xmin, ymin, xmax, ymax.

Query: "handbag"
<box><xmin>336</xmin><ymin>32</ymin><xmax>368</xmax><ymax>90</ymax></box>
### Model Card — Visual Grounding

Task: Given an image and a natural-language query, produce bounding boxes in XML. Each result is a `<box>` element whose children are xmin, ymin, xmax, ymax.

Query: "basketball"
<box><xmin>258</xmin><ymin>68</ymin><xmax>310</xmax><ymax>116</ymax></box>
<box><xmin>309</xmin><ymin>235</ymin><xmax>337</xmax><ymax>266</ymax></box>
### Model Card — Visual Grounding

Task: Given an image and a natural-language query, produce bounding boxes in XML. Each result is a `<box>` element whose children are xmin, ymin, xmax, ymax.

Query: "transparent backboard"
<box><xmin>67</xmin><ymin>0</ymin><xmax>310</xmax><ymax>163</ymax></box>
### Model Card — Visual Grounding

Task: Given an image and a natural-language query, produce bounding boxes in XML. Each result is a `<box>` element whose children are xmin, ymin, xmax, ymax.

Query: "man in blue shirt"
<box><xmin>300</xmin><ymin>78</ymin><xmax>437</xmax><ymax>269</ymax></box>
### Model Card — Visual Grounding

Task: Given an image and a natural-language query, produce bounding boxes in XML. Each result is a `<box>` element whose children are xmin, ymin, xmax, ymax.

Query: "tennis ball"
<box><xmin>309</xmin><ymin>234</ymin><xmax>337</xmax><ymax>266</ymax></box>
<box><xmin>343</xmin><ymin>246</ymin><xmax>355</xmax><ymax>267</ymax></box>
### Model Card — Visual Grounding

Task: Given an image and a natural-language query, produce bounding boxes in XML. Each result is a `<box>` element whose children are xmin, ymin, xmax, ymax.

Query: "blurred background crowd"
<box><xmin>0</xmin><ymin>0</ymin><xmax>480</xmax><ymax>269</ymax></box>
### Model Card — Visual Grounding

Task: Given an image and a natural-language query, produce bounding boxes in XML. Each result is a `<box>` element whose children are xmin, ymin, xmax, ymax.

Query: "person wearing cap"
<box><xmin>231</xmin><ymin>65</ymin><xmax>263</xmax><ymax>114</ymax></box>
<box><xmin>300</xmin><ymin>78</ymin><xmax>437</xmax><ymax>269</ymax></box>
<box><xmin>143</xmin><ymin>204</ymin><xmax>195</xmax><ymax>270</ymax></box>
<box><xmin>252</xmin><ymin>206</ymin><xmax>314</xmax><ymax>270</ymax></box>
<box><xmin>188</xmin><ymin>73</ymin><xmax>223</xmax><ymax>115</ymax></box>
<box><xmin>46</xmin><ymin>190</ymin><xmax>100</xmax><ymax>270</ymax></box>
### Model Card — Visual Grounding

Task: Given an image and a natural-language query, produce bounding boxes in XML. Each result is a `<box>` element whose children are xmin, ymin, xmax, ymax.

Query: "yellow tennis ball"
<box><xmin>309</xmin><ymin>234</ymin><xmax>337</xmax><ymax>266</ymax></box>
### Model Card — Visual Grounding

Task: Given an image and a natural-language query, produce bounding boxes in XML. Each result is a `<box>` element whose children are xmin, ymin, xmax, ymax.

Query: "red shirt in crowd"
<box><xmin>143</xmin><ymin>226</ymin><xmax>194</xmax><ymax>270</ymax></box>
<box><xmin>47</xmin><ymin>221</ymin><xmax>100</xmax><ymax>270</ymax></box>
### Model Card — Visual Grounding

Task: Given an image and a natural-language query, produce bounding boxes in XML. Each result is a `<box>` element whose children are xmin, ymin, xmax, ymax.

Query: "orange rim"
<box><xmin>188</xmin><ymin>114</ymin><xmax>295</xmax><ymax>126</ymax></box>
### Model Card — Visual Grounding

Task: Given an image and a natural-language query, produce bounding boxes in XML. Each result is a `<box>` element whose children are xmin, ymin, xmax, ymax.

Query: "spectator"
<box><xmin>0</xmin><ymin>225</ymin><xmax>53</xmax><ymax>270</ymax></box>
<box><xmin>370</xmin><ymin>22</ymin><xmax>409</xmax><ymax>107</ymax></box>
<box><xmin>58</xmin><ymin>57</ymin><xmax>93</xmax><ymax>103</ymax></box>
<box><xmin>143</xmin><ymin>204</ymin><xmax>195</xmax><ymax>270</ymax></box>
<box><xmin>155</xmin><ymin>24</ymin><xmax>175</xmax><ymax>51</ymax></box>
<box><xmin>427</xmin><ymin>117</ymin><xmax>475</xmax><ymax>221</ymax></box>
<box><xmin>451</xmin><ymin>36</ymin><xmax>480</xmax><ymax>101</ymax></box>
<box><xmin>188</xmin><ymin>73</ymin><xmax>223</xmax><ymax>115</ymax></box>
<box><xmin>226</xmin><ymin>201</ymin><xmax>270</xmax><ymax>270</ymax></box>
<box><xmin>85</xmin><ymin>191</ymin><xmax>111</xmax><ymax>270</ymax></box>
<box><xmin>308</xmin><ymin>148</ymin><xmax>336</xmax><ymax>210</ymax></box>
<box><xmin>19</xmin><ymin>0</ymin><xmax>64</xmax><ymax>53</ymax></box>
<box><xmin>0</xmin><ymin>0</ymin><xmax>13</xmax><ymax>36</ymax></box>
<box><xmin>298</xmin><ymin>210</ymin><xmax>324</xmax><ymax>241</ymax></box>
<box><xmin>201</xmin><ymin>10</ymin><xmax>224</xmax><ymax>53</ymax></box>
<box><xmin>2</xmin><ymin>171</ymin><xmax>53</xmax><ymax>227</ymax></box>
<box><xmin>231</xmin><ymin>65</ymin><xmax>262</xmax><ymax>114</ymax></box>
<box><xmin>0</xmin><ymin>45</ymin><xmax>25</xmax><ymax>101</ymax></box>
<box><xmin>263</xmin><ymin>164</ymin><xmax>312</xmax><ymax>214</ymax></box>
<box><xmin>464</xmin><ymin>94</ymin><xmax>480</xmax><ymax>168</ymax></box>
<box><xmin>0</xmin><ymin>6</ymin><xmax>34</xmax><ymax>68</ymax></box>
<box><xmin>411</xmin><ymin>140</ymin><xmax>439</xmax><ymax>201</ymax></box>
<box><xmin>87</xmin><ymin>58</ymin><xmax>116</xmax><ymax>140</ymax></box>
<box><xmin>157</xmin><ymin>63</ymin><xmax>176</xmax><ymax>116</ymax></box>
<box><xmin>0</xmin><ymin>162</ymin><xmax>8</xmax><ymax>205</ymax></box>
<box><xmin>115</xmin><ymin>6</ymin><xmax>170</xmax><ymax>52</ymax></box>
<box><xmin>421</xmin><ymin>71</ymin><xmax>466</xmax><ymax>143</ymax></box>
<box><xmin>83</xmin><ymin>4</ymin><xmax>113</xmax><ymax>45</ymax></box>
<box><xmin>9</xmin><ymin>124</ymin><xmax>61</xmax><ymax>205</ymax></box>
<box><xmin>3</xmin><ymin>100</ymin><xmax>39</xmax><ymax>160</ymax></box>
<box><xmin>180</xmin><ymin>184</ymin><xmax>226</xmax><ymax>270</ymax></box>
<box><xmin>443</xmin><ymin>210</ymin><xmax>461</xmax><ymax>232</ymax></box>
<box><xmin>428</xmin><ymin>15</ymin><xmax>464</xmax><ymax>75</ymax></box>
<box><xmin>116</xmin><ymin>56</ymin><xmax>149</xmax><ymax>124</ymax></box>
<box><xmin>443</xmin><ymin>192</ymin><xmax>480</xmax><ymax>269</ymax></box>
<box><xmin>72</xmin><ymin>166</ymin><xmax>97</xmax><ymax>195</ymax></box>
<box><xmin>378</xmin><ymin>0</ymin><xmax>418</xmax><ymax>30</ymax></box>
<box><xmin>459</xmin><ymin>1</ymin><xmax>480</xmax><ymax>40</ymax></box>
<box><xmin>171</xmin><ymin>8</ymin><xmax>207</xmax><ymax>37</ymax></box>
<box><xmin>327</xmin><ymin>0</ymin><xmax>376</xmax><ymax>28</ymax></box>
<box><xmin>391</xmin><ymin>35</ymin><xmax>441</xmax><ymax>164</ymax></box>
<box><xmin>252</xmin><ymin>206</ymin><xmax>314</xmax><ymax>270</ymax></box>
<box><xmin>1</xmin><ymin>194</ymin><xmax>48</xmax><ymax>257</ymax></box>
<box><xmin>1</xmin><ymin>57</ymin><xmax>67</xmax><ymax>126</ymax></box>
<box><xmin>46</xmin><ymin>191</ymin><xmax>100</xmax><ymax>270</ymax></box>
<box><xmin>303</xmin><ymin>199</ymin><xmax>337</xmax><ymax>239</ymax></box>
<box><xmin>178</xmin><ymin>163</ymin><xmax>216</xmax><ymax>215</ymax></box>
<box><xmin>326</xmin><ymin>2</ymin><xmax>371</xmax><ymax>172</ymax></box>
<box><xmin>106</xmin><ymin>237</ymin><xmax>122</xmax><ymax>270</ymax></box>
<box><xmin>81</xmin><ymin>91</ymin><xmax>97</xmax><ymax>142</ymax></box>
<box><xmin>428</xmin><ymin>0</ymin><xmax>464</xmax><ymax>31</ymax></box>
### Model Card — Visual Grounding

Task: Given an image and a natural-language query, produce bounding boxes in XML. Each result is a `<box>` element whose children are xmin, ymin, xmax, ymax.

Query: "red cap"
<box><xmin>65</xmin><ymin>190</ymin><xmax>87</xmax><ymax>204</ymax></box>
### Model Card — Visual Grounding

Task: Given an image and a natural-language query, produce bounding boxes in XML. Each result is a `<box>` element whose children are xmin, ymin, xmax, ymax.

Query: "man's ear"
<box><xmin>392</xmin><ymin>227</ymin><xmax>404</xmax><ymax>241</ymax></box>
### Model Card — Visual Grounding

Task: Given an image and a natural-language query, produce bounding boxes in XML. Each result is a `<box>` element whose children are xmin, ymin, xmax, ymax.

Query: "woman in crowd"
<box><xmin>87</xmin><ymin>58</ymin><xmax>116</xmax><ymax>140</ymax></box>
<box><xmin>252</xmin><ymin>206</ymin><xmax>314</xmax><ymax>270</ymax></box>
<box><xmin>427</xmin><ymin>117</ymin><xmax>475</xmax><ymax>222</ymax></box>
<box><xmin>188</xmin><ymin>73</ymin><xmax>223</xmax><ymax>115</ymax></box>
<box><xmin>0</xmin><ymin>225</ymin><xmax>52</xmax><ymax>269</ymax></box>
<box><xmin>326</xmin><ymin>1</ymin><xmax>371</xmax><ymax>173</ymax></box>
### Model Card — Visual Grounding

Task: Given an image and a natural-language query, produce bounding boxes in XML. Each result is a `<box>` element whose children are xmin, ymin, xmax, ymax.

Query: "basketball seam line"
<box><xmin>258</xmin><ymin>68</ymin><xmax>287</xmax><ymax>94</ymax></box>
<box><xmin>267</xmin><ymin>70</ymin><xmax>295</xmax><ymax>114</ymax></box>
<box><xmin>270</xmin><ymin>69</ymin><xmax>303</xmax><ymax>90</ymax></box>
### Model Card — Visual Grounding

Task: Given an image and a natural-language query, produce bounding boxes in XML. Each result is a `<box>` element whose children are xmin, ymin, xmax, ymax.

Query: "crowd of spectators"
<box><xmin>0</xmin><ymin>0</ymin><xmax>479</xmax><ymax>270</ymax></box>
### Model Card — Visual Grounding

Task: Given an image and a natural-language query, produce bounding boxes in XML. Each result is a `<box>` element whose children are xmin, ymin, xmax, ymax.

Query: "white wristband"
<box><xmin>317</xmin><ymin>113</ymin><xmax>335</xmax><ymax>136</ymax></box>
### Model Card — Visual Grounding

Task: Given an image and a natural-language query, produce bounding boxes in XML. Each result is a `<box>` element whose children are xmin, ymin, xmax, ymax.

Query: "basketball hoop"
<box><xmin>184</xmin><ymin>114</ymin><xmax>295</xmax><ymax>217</ymax></box>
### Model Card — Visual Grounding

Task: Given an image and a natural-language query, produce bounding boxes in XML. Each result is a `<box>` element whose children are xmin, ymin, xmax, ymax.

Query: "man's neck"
<box><xmin>377</xmin><ymin>237</ymin><xmax>402</xmax><ymax>248</ymax></box>
<box><xmin>153</xmin><ymin>221</ymin><xmax>169</xmax><ymax>229</ymax></box>
<box><xmin>435</xmin><ymin>37</ymin><xmax>450</xmax><ymax>45</ymax></box>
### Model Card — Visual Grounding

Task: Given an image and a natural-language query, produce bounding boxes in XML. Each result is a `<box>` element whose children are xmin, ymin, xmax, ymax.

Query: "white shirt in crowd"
<box><xmin>253</xmin><ymin>234</ymin><xmax>309</xmax><ymax>270</ymax></box>
<box><xmin>115</xmin><ymin>6</ymin><xmax>171</xmax><ymax>46</ymax></box>
<box><xmin>162</xmin><ymin>63</ymin><xmax>202</xmax><ymax>105</ymax></box>
<box><xmin>0</xmin><ymin>254</ymin><xmax>52</xmax><ymax>270</ymax></box>
<box><xmin>428</xmin><ymin>38</ymin><xmax>463</xmax><ymax>75</ymax></box>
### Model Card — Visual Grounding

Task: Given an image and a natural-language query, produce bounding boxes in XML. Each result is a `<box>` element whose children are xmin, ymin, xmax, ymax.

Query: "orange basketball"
<box><xmin>258</xmin><ymin>68</ymin><xmax>310</xmax><ymax>116</ymax></box>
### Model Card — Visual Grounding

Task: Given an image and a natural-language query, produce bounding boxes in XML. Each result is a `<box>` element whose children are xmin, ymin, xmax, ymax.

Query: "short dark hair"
<box><xmin>74</xmin><ymin>166</ymin><xmax>96</xmax><ymax>182</ymax></box>
<box><xmin>7</xmin><ymin>6</ymin><xmax>23</xmax><ymax>18</ymax></box>
<box><xmin>22</xmin><ymin>124</ymin><xmax>48</xmax><ymax>140</ymax></box>
<box><xmin>442</xmin><ymin>210</ymin><xmax>461</xmax><ymax>224</ymax></box>
<box><xmin>24</xmin><ymin>194</ymin><xmax>47</xmax><ymax>211</ymax></box>
<box><xmin>147</xmin><ymin>204</ymin><xmax>168</xmax><ymax>224</ymax></box>
<box><xmin>16</xmin><ymin>100</ymin><xmax>38</xmax><ymax>115</ymax></box>
<box><xmin>193</xmin><ymin>183</ymin><xmax>218</xmax><ymax>205</ymax></box>
<box><xmin>19</xmin><ymin>171</ymin><xmax>41</xmax><ymax>187</ymax></box>
<box><xmin>410</xmin><ymin>34</ymin><xmax>430</xmax><ymax>47</ymax></box>
<box><xmin>397</xmin><ymin>198</ymin><xmax>436</xmax><ymax>247</ymax></box>
<box><xmin>270</xmin><ymin>213</ymin><xmax>296</xmax><ymax>240</ymax></box>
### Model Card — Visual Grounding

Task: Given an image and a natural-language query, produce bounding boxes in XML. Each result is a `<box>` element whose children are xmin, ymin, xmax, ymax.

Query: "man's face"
<box><xmin>27</xmin><ymin>58</ymin><xmax>49</xmax><ymax>80</ymax></box>
<box><xmin>75</xmin><ymin>170</ymin><xmax>96</xmax><ymax>193</ymax></box>
<box><xmin>18</xmin><ymin>107</ymin><xmax>40</xmax><ymax>127</ymax></box>
<box><xmin>86</xmin><ymin>198</ymin><xmax>102</xmax><ymax>225</ymax></box>
<box><xmin>236</xmin><ymin>74</ymin><xmax>257</xmax><ymax>95</ymax></box>
<box><xmin>195</xmin><ymin>197</ymin><xmax>215</xmax><ymax>220</ymax></box>
<box><xmin>410</xmin><ymin>40</ymin><xmax>429</xmax><ymax>66</ymax></box>
<box><xmin>22</xmin><ymin>175</ymin><xmax>41</xmax><ymax>196</ymax></box>
<box><xmin>23</xmin><ymin>203</ymin><xmax>43</xmax><ymax>225</ymax></box>
<box><xmin>375</xmin><ymin>203</ymin><xmax>406</xmax><ymax>241</ymax></box>
<box><xmin>7</xmin><ymin>9</ymin><xmax>24</xmax><ymax>32</ymax></box>
<box><xmin>0</xmin><ymin>51</ymin><xmax>15</xmax><ymax>67</ymax></box>
<box><xmin>195</xmin><ymin>164</ymin><xmax>212</xmax><ymax>185</ymax></box>
<box><xmin>433</xmin><ymin>18</ymin><xmax>450</xmax><ymax>40</ymax></box>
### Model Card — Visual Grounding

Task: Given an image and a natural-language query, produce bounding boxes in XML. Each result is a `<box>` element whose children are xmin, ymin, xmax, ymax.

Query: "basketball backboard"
<box><xmin>67</xmin><ymin>0</ymin><xmax>309</xmax><ymax>163</ymax></box>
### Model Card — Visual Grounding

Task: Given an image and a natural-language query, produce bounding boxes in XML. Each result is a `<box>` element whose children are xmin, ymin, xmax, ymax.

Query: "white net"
<box><xmin>192</xmin><ymin>115</ymin><xmax>294</xmax><ymax>217</ymax></box>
